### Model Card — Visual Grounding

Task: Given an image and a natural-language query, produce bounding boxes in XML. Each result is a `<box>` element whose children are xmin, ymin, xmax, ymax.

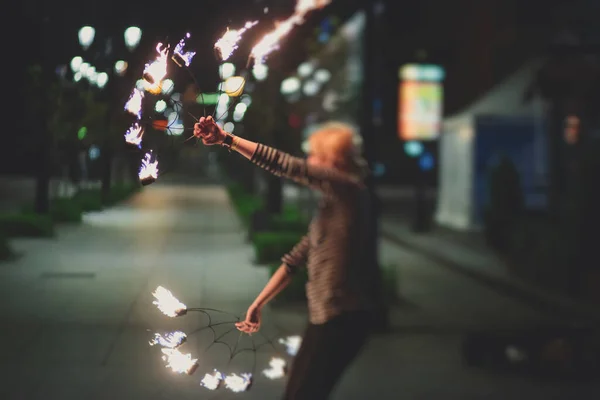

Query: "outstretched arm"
<box><xmin>194</xmin><ymin>116</ymin><xmax>362</xmax><ymax>191</ymax></box>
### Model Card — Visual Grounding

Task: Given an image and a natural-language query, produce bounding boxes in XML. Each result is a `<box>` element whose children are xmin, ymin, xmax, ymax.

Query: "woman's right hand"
<box><xmin>193</xmin><ymin>116</ymin><xmax>227</xmax><ymax>145</ymax></box>
<box><xmin>235</xmin><ymin>304</ymin><xmax>262</xmax><ymax>334</ymax></box>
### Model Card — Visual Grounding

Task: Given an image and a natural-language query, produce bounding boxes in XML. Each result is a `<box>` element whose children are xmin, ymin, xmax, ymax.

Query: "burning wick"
<box><xmin>200</xmin><ymin>370</ymin><xmax>225</xmax><ymax>390</ymax></box>
<box><xmin>143</xmin><ymin>43</ymin><xmax>169</xmax><ymax>85</ymax></box>
<box><xmin>172</xmin><ymin>33</ymin><xmax>196</xmax><ymax>67</ymax></box>
<box><xmin>262</xmin><ymin>357</ymin><xmax>287</xmax><ymax>380</ymax></box>
<box><xmin>124</xmin><ymin>122</ymin><xmax>144</xmax><ymax>148</ymax></box>
<box><xmin>139</xmin><ymin>152</ymin><xmax>159</xmax><ymax>186</ymax></box>
<box><xmin>279</xmin><ymin>335</ymin><xmax>302</xmax><ymax>356</ymax></box>
<box><xmin>124</xmin><ymin>88</ymin><xmax>144</xmax><ymax>119</ymax></box>
<box><xmin>224</xmin><ymin>373</ymin><xmax>252</xmax><ymax>392</ymax></box>
<box><xmin>161</xmin><ymin>348</ymin><xmax>199</xmax><ymax>375</ymax></box>
<box><xmin>214</xmin><ymin>21</ymin><xmax>258</xmax><ymax>61</ymax></box>
<box><xmin>149</xmin><ymin>331</ymin><xmax>187</xmax><ymax>348</ymax></box>
<box><xmin>152</xmin><ymin>285</ymin><xmax>187</xmax><ymax>317</ymax></box>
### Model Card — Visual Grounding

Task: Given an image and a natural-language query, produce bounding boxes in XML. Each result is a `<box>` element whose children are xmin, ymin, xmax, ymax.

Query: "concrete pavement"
<box><xmin>0</xmin><ymin>181</ymin><xmax>598</xmax><ymax>399</ymax></box>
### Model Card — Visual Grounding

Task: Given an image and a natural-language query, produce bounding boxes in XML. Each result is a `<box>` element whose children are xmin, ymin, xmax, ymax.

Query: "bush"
<box><xmin>0</xmin><ymin>213</ymin><xmax>54</xmax><ymax>238</ymax></box>
<box><xmin>0</xmin><ymin>233</ymin><xmax>13</xmax><ymax>261</ymax></box>
<box><xmin>72</xmin><ymin>189</ymin><xmax>104</xmax><ymax>212</ymax></box>
<box><xmin>252</xmin><ymin>231</ymin><xmax>305</xmax><ymax>264</ymax></box>
<box><xmin>226</xmin><ymin>184</ymin><xmax>263</xmax><ymax>225</ymax></box>
<box><xmin>49</xmin><ymin>198</ymin><xmax>83</xmax><ymax>223</ymax></box>
<box><xmin>22</xmin><ymin>198</ymin><xmax>83</xmax><ymax>224</ymax></box>
<box><xmin>104</xmin><ymin>183</ymin><xmax>141</xmax><ymax>206</ymax></box>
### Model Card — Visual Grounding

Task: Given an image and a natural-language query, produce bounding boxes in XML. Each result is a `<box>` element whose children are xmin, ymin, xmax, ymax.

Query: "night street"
<box><xmin>0</xmin><ymin>181</ymin><xmax>598</xmax><ymax>399</ymax></box>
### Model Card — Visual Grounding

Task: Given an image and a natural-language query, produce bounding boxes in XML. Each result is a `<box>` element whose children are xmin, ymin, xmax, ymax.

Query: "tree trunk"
<box><xmin>34</xmin><ymin>16</ymin><xmax>52</xmax><ymax>215</ymax></box>
<box><xmin>101</xmin><ymin>139</ymin><xmax>113</xmax><ymax>203</ymax></box>
<box><xmin>361</xmin><ymin>1</ymin><xmax>389</xmax><ymax>331</ymax></box>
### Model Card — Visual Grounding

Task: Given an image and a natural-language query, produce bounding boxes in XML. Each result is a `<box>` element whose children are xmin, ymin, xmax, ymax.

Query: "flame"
<box><xmin>214</xmin><ymin>21</ymin><xmax>259</xmax><ymax>61</ymax></box>
<box><xmin>224</xmin><ymin>373</ymin><xmax>252</xmax><ymax>392</ymax></box>
<box><xmin>173</xmin><ymin>32</ymin><xmax>196</xmax><ymax>67</ymax></box>
<box><xmin>161</xmin><ymin>348</ymin><xmax>198</xmax><ymax>375</ymax></box>
<box><xmin>124</xmin><ymin>88</ymin><xmax>144</xmax><ymax>119</ymax></box>
<box><xmin>143</xmin><ymin>43</ymin><xmax>169</xmax><ymax>85</ymax></box>
<box><xmin>124</xmin><ymin>122</ymin><xmax>144</xmax><ymax>148</ymax></box>
<box><xmin>279</xmin><ymin>335</ymin><xmax>302</xmax><ymax>356</ymax></box>
<box><xmin>200</xmin><ymin>370</ymin><xmax>225</xmax><ymax>390</ymax></box>
<box><xmin>250</xmin><ymin>0</ymin><xmax>330</xmax><ymax>65</ymax></box>
<box><xmin>149</xmin><ymin>331</ymin><xmax>187</xmax><ymax>348</ymax></box>
<box><xmin>152</xmin><ymin>285</ymin><xmax>186</xmax><ymax>317</ymax></box>
<box><xmin>139</xmin><ymin>152</ymin><xmax>159</xmax><ymax>182</ymax></box>
<box><xmin>262</xmin><ymin>357</ymin><xmax>287</xmax><ymax>380</ymax></box>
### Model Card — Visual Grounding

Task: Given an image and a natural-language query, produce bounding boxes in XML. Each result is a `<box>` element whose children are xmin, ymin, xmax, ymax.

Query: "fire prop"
<box><xmin>124</xmin><ymin>122</ymin><xmax>144</xmax><ymax>148</ymax></box>
<box><xmin>249</xmin><ymin>0</ymin><xmax>332</xmax><ymax>65</ymax></box>
<box><xmin>149</xmin><ymin>285</ymin><xmax>302</xmax><ymax>394</ymax></box>
<box><xmin>120</xmin><ymin>0</ymin><xmax>331</xmax><ymax>187</ymax></box>
<box><xmin>139</xmin><ymin>152</ymin><xmax>159</xmax><ymax>186</ymax></box>
<box><xmin>143</xmin><ymin>43</ymin><xmax>169</xmax><ymax>86</ymax></box>
<box><xmin>172</xmin><ymin>33</ymin><xmax>197</xmax><ymax>67</ymax></box>
<box><xmin>214</xmin><ymin>21</ymin><xmax>259</xmax><ymax>61</ymax></box>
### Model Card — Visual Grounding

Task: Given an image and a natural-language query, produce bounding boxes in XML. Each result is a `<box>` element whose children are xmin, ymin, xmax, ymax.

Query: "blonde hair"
<box><xmin>308</xmin><ymin>122</ymin><xmax>369</xmax><ymax>178</ymax></box>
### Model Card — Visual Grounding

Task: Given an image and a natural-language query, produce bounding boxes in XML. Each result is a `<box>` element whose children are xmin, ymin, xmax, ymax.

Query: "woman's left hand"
<box><xmin>235</xmin><ymin>304</ymin><xmax>262</xmax><ymax>334</ymax></box>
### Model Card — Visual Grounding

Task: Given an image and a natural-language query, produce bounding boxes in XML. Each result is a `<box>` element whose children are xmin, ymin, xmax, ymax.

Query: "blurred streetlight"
<box><xmin>297</xmin><ymin>61</ymin><xmax>314</xmax><ymax>77</ymax></box>
<box><xmin>280</xmin><ymin>77</ymin><xmax>301</xmax><ymax>95</ymax></box>
<box><xmin>74</xmin><ymin>72</ymin><xmax>83</xmax><ymax>82</ymax></box>
<box><xmin>252</xmin><ymin>64</ymin><xmax>268</xmax><ymax>81</ymax></box>
<box><xmin>314</xmin><ymin>69</ymin><xmax>331</xmax><ymax>84</ymax></box>
<box><xmin>302</xmin><ymin>79</ymin><xmax>320</xmax><ymax>96</ymax></box>
<box><xmin>155</xmin><ymin>100</ymin><xmax>167</xmax><ymax>113</ymax></box>
<box><xmin>124</xmin><ymin>26</ymin><xmax>143</xmax><ymax>51</ymax></box>
<box><xmin>70</xmin><ymin>56</ymin><xmax>83</xmax><ymax>73</ymax></box>
<box><xmin>79</xmin><ymin>62</ymin><xmax>91</xmax><ymax>75</ymax></box>
<box><xmin>224</xmin><ymin>122</ymin><xmax>235</xmax><ymax>133</ymax></box>
<box><xmin>78</xmin><ymin>26</ymin><xmax>95</xmax><ymax>50</ymax></box>
<box><xmin>96</xmin><ymin>72</ymin><xmax>109</xmax><ymax>89</ymax></box>
<box><xmin>114</xmin><ymin>60</ymin><xmax>128</xmax><ymax>76</ymax></box>
<box><xmin>224</xmin><ymin>76</ymin><xmax>246</xmax><ymax>97</ymax></box>
<box><xmin>219</xmin><ymin>63</ymin><xmax>236</xmax><ymax>80</ymax></box>
<box><xmin>161</xmin><ymin>79</ymin><xmax>174</xmax><ymax>95</ymax></box>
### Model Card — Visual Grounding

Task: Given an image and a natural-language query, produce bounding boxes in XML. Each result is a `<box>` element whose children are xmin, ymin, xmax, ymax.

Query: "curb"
<box><xmin>381</xmin><ymin>230</ymin><xmax>600</xmax><ymax>325</ymax></box>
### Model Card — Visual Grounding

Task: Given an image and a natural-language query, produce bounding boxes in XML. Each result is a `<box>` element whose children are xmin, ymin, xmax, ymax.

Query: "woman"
<box><xmin>194</xmin><ymin>116</ymin><xmax>376</xmax><ymax>399</ymax></box>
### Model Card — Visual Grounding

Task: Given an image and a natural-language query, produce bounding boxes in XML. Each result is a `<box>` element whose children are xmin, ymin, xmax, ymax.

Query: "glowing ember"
<box><xmin>250</xmin><ymin>0</ymin><xmax>330</xmax><ymax>65</ymax></box>
<box><xmin>172</xmin><ymin>33</ymin><xmax>196</xmax><ymax>67</ymax></box>
<box><xmin>279</xmin><ymin>335</ymin><xmax>302</xmax><ymax>356</ymax></box>
<box><xmin>124</xmin><ymin>122</ymin><xmax>144</xmax><ymax>148</ymax></box>
<box><xmin>200</xmin><ymin>370</ymin><xmax>225</xmax><ymax>390</ymax></box>
<box><xmin>161</xmin><ymin>348</ymin><xmax>199</xmax><ymax>375</ymax></box>
<box><xmin>214</xmin><ymin>21</ymin><xmax>258</xmax><ymax>61</ymax></box>
<box><xmin>262</xmin><ymin>357</ymin><xmax>287</xmax><ymax>380</ymax></box>
<box><xmin>124</xmin><ymin>88</ymin><xmax>144</xmax><ymax>119</ymax></box>
<box><xmin>224</xmin><ymin>373</ymin><xmax>252</xmax><ymax>392</ymax></box>
<box><xmin>149</xmin><ymin>331</ymin><xmax>187</xmax><ymax>348</ymax></box>
<box><xmin>139</xmin><ymin>152</ymin><xmax>159</xmax><ymax>186</ymax></box>
<box><xmin>143</xmin><ymin>43</ymin><xmax>169</xmax><ymax>85</ymax></box>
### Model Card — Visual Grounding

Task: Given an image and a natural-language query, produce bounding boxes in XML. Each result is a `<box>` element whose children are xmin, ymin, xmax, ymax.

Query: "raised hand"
<box><xmin>193</xmin><ymin>116</ymin><xmax>227</xmax><ymax>146</ymax></box>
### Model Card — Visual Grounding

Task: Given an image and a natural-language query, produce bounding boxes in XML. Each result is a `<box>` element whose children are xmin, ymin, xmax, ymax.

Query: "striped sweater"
<box><xmin>250</xmin><ymin>143</ymin><xmax>375</xmax><ymax>324</ymax></box>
